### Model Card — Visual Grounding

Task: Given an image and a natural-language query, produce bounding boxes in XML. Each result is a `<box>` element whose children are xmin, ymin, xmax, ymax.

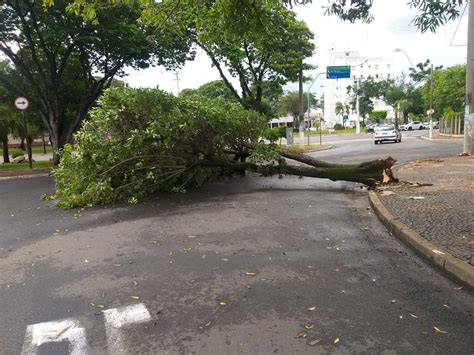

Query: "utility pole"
<box><xmin>174</xmin><ymin>71</ymin><xmax>180</xmax><ymax>96</ymax></box>
<box><xmin>356</xmin><ymin>78</ymin><xmax>360</xmax><ymax>133</ymax></box>
<box><xmin>464</xmin><ymin>0</ymin><xmax>474</xmax><ymax>155</ymax></box>
<box><xmin>298</xmin><ymin>63</ymin><xmax>304</xmax><ymax>150</ymax></box>
<box><xmin>429</xmin><ymin>63</ymin><xmax>434</xmax><ymax>139</ymax></box>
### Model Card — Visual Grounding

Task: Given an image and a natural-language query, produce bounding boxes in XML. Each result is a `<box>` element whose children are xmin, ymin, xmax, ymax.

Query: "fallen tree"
<box><xmin>53</xmin><ymin>87</ymin><xmax>397</xmax><ymax>208</ymax></box>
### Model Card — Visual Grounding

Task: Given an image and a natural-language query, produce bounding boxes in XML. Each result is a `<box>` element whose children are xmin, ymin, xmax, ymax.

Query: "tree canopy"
<box><xmin>0</xmin><ymin>0</ymin><xmax>192</xmax><ymax>163</ymax></box>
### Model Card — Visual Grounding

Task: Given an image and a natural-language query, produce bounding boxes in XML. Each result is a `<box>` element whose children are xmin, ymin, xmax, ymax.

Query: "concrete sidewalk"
<box><xmin>371</xmin><ymin>156</ymin><xmax>474</xmax><ymax>286</ymax></box>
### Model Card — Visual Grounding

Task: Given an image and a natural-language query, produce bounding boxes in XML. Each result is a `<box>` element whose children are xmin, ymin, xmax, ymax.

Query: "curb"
<box><xmin>368</xmin><ymin>191</ymin><xmax>474</xmax><ymax>289</ymax></box>
<box><xmin>420</xmin><ymin>136</ymin><xmax>433</xmax><ymax>141</ymax></box>
<box><xmin>0</xmin><ymin>168</ymin><xmax>52</xmax><ymax>181</ymax></box>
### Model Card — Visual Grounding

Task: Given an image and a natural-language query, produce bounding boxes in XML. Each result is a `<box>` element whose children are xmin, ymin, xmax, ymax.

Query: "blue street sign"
<box><xmin>326</xmin><ymin>66</ymin><xmax>351</xmax><ymax>79</ymax></box>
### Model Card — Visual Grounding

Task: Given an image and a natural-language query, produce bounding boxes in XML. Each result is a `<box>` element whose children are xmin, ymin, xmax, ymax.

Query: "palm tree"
<box><xmin>334</xmin><ymin>101</ymin><xmax>344</xmax><ymax>124</ymax></box>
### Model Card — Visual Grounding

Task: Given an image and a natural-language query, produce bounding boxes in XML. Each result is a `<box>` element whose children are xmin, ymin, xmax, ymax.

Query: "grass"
<box><xmin>299</xmin><ymin>128</ymin><xmax>368</xmax><ymax>135</ymax></box>
<box><xmin>279</xmin><ymin>143</ymin><xmax>332</xmax><ymax>153</ymax></box>
<box><xmin>31</xmin><ymin>146</ymin><xmax>53</xmax><ymax>154</ymax></box>
<box><xmin>0</xmin><ymin>160</ymin><xmax>53</xmax><ymax>171</ymax></box>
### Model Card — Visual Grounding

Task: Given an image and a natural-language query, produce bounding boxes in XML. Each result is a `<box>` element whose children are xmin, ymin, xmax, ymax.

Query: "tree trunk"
<box><xmin>20</xmin><ymin>137</ymin><xmax>26</xmax><ymax>151</ymax></box>
<box><xmin>1</xmin><ymin>135</ymin><xmax>10</xmax><ymax>163</ymax></box>
<box><xmin>42</xmin><ymin>133</ymin><xmax>47</xmax><ymax>154</ymax></box>
<box><xmin>204</xmin><ymin>154</ymin><xmax>397</xmax><ymax>188</ymax></box>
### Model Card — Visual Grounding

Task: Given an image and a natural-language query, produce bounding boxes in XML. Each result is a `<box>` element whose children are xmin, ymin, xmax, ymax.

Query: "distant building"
<box><xmin>324</xmin><ymin>51</ymin><xmax>396</xmax><ymax>127</ymax></box>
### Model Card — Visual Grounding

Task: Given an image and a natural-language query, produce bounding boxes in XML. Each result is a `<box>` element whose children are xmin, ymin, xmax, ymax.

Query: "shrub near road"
<box><xmin>54</xmin><ymin>87</ymin><xmax>397</xmax><ymax>208</ymax></box>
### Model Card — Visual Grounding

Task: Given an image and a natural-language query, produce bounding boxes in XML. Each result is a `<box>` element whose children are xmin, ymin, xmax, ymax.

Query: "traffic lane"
<box><xmin>308</xmin><ymin>136</ymin><xmax>464</xmax><ymax>164</ymax></box>
<box><xmin>1</xmin><ymin>176</ymin><xmax>473</xmax><ymax>353</ymax></box>
<box><xmin>291</xmin><ymin>129</ymin><xmax>429</xmax><ymax>144</ymax></box>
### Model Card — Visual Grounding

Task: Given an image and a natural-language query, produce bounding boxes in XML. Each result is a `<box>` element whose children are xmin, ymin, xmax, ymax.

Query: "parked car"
<box><xmin>422</xmin><ymin>121</ymin><xmax>439</xmax><ymax>129</ymax></box>
<box><xmin>374</xmin><ymin>125</ymin><xmax>402</xmax><ymax>144</ymax></box>
<box><xmin>366</xmin><ymin>123</ymin><xmax>378</xmax><ymax>133</ymax></box>
<box><xmin>401</xmin><ymin>121</ymin><xmax>424</xmax><ymax>130</ymax></box>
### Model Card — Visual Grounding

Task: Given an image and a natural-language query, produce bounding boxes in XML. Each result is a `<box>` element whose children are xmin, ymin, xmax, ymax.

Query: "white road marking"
<box><xmin>21</xmin><ymin>318</ymin><xmax>87</xmax><ymax>355</ymax></box>
<box><xmin>103</xmin><ymin>303</ymin><xmax>151</xmax><ymax>354</ymax></box>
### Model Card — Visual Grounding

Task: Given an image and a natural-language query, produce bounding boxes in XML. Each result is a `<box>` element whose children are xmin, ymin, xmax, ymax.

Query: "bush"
<box><xmin>54</xmin><ymin>87</ymin><xmax>268</xmax><ymax>208</ymax></box>
<box><xmin>333</xmin><ymin>123</ymin><xmax>344</xmax><ymax>130</ymax></box>
<box><xmin>11</xmin><ymin>150</ymin><xmax>24</xmax><ymax>159</ymax></box>
<box><xmin>369</xmin><ymin>110</ymin><xmax>387</xmax><ymax>123</ymax></box>
<box><xmin>264</xmin><ymin>126</ymin><xmax>287</xmax><ymax>143</ymax></box>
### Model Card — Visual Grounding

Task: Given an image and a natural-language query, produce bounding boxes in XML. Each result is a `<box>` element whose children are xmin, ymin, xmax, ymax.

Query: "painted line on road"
<box><xmin>21</xmin><ymin>318</ymin><xmax>87</xmax><ymax>355</ymax></box>
<box><xmin>103</xmin><ymin>303</ymin><xmax>152</xmax><ymax>354</ymax></box>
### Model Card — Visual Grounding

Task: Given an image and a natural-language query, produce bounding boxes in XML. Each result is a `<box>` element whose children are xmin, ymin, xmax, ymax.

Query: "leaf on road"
<box><xmin>188</xmin><ymin>235</ymin><xmax>197</xmax><ymax>238</ymax></box>
<box><xmin>454</xmin><ymin>286</ymin><xmax>463</xmax><ymax>290</ymax></box>
<box><xmin>84</xmin><ymin>259</ymin><xmax>89</xmax><ymax>263</ymax></box>
<box><xmin>380</xmin><ymin>191</ymin><xmax>395</xmax><ymax>196</ymax></box>
<box><xmin>304</xmin><ymin>323</ymin><xmax>314</xmax><ymax>329</ymax></box>
<box><xmin>245</xmin><ymin>272</ymin><xmax>257</xmax><ymax>276</ymax></box>
<box><xmin>202</xmin><ymin>254</ymin><xmax>206</xmax><ymax>259</ymax></box>
<box><xmin>150</xmin><ymin>240</ymin><xmax>158</xmax><ymax>244</ymax></box>
<box><xmin>409</xmin><ymin>313</ymin><xmax>418</xmax><ymax>319</ymax></box>
<box><xmin>133</xmin><ymin>280</ymin><xmax>138</xmax><ymax>286</ymax></box>
<box><xmin>168</xmin><ymin>252</ymin><xmax>173</xmax><ymax>257</ymax></box>
<box><xmin>334</xmin><ymin>338</ymin><xmax>340</xmax><ymax>344</ymax></box>
<box><xmin>221</xmin><ymin>258</ymin><xmax>229</xmax><ymax>261</ymax></box>
<box><xmin>409</xmin><ymin>196</ymin><xmax>425</xmax><ymax>200</ymax></box>
<box><xmin>432</xmin><ymin>250</ymin><xmax>445</xmax><ymax>255</ymax></box>
<box><xmin>307</xmin><ymin>306</ymin><xmax>316</xmax><ymax>311</ymax></box>
<box><xmin>443</xmin><ymin>304</ymin><xmax>450</xmax><ymax>308</ymax></box>
<box><xmin>130</xmin><ymin>296</ymin><xmax>140</xmax><ymax>300</ymax></box>
<box><xmin>219</xmin><ymin>301</ymin><xmax>226</xmax><ymax>306</ymax></box>
<box><xmin>114</xmin><ymin>263</ymin><xmax>121</xmax><ymax>267</ymax></box>
<box><xmin>296</xmin><ymin>330</ymin><xmax>308</xmax><ymax>339</ymax></box>
<box><xmin>433</xmin><ymin>326</ymin><xmax>447</xmax><ymax>334</ymax></box>
<box><xmin>399</xmin><ymin>315</ymin><xmax>403</xmax><ymax>319</ymax></box>
<box><xmin>307</xmin><ymin>338</ymin><xmax>321</xmax><ymax>346</ymax></box>
<box><xmin>184</xmin><ymin>247</ymin><xmax>192</xmax><ymax>251</ymax></box>
<box><xmin>54</xmin><ymin>324</ymin><xmax>72</xmax><ymax>339</ymax></box>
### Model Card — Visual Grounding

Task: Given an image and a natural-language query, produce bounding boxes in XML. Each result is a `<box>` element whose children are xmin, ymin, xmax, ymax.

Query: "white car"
<box><xmin>402</xmin><ymin>121</ymin><xmax>424</xmax><ymax>130</ymax></box>
<box><xmin>374</xmin><ymin>125</ymin><xmax>402</xmax><ymax>144</ymax></box>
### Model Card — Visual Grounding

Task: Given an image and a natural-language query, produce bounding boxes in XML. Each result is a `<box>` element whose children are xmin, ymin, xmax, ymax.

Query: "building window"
<box><xmin>387</xmin><ymin>64</ymin><xmax>391</xmax><ymax>69</ymax></box>
<box><xmin>375</xmin><ymin>74</ymin><xmax>379</xmax><ymax>79</ymax></box>
<box><xmin>375</xmin><ymin>64</ymin><xmax>379</xmax><ymax>70</ymax></box>
<box><xmin>360</xmin><ymin>74</ymin><xmax>364</xmax><ymax>78</ymax></box>
<box><xmin>387</xmin><ymin>74</ymin><xmax>391</xmax><ymax>79</ymax></box>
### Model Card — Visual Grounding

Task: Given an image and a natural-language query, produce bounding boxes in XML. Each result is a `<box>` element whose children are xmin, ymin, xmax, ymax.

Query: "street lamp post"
<box><xmin>394</xmin><ymin>48</ymin><xmax>414</xmax><ymax>67</ymax></box>
<box><xmin>307</xmin><ymin>72</ymin><xmax>326</xmax><ymax>145</ymax></box>
<box><xmin>355</xmin><ymin>59</ymin><xmax>368</xmax><ymax>134</ymax></box>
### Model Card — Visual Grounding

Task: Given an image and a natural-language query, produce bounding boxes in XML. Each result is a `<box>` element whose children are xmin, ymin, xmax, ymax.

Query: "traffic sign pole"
<box><xmin>14</xmin><ymin>96</ymin><xmax>32</xmax><ymax>169</ymax></box>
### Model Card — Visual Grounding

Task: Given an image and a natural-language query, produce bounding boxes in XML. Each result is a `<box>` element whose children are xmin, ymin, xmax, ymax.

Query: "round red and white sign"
<box><xmin>14</xmin><ymin>96</ymin><xmax>29</xmax><ymax>110</ymax></box>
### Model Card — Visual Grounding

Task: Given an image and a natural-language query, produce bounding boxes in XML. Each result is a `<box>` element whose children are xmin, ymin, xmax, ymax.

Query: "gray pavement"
<box><xmin>379</xmin><ymin>156</ymin><xmax>474</xmax><ymax>266</ymax></box>
<box><xmin>1</xmin><ymin>137</ymin><xmax>473</xmax><ymax>354</ymax></box>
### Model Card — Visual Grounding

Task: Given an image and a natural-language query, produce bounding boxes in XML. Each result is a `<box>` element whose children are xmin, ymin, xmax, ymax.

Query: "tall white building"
<box><xmin>323</xmin><ymin>51</ymin><xmax>396</xmax><ymax>127</ymax></box>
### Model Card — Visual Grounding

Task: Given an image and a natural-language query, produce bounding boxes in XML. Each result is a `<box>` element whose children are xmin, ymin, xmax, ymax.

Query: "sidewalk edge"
<box><xmin>368</xmin><ymin>191</ymin><xmax>474</xmax><ymax>289</ymax></box>
<box><xmin>0</xmin><ymin>168</ymin><xmax>52</xmax><ymax>181</ymax></box>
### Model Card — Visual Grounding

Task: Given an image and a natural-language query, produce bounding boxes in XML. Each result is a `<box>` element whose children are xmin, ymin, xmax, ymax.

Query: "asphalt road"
<box><xmin>0</xmin><ymin>136</ymin><xmax>472</xmax><ymax>354</ymax></box>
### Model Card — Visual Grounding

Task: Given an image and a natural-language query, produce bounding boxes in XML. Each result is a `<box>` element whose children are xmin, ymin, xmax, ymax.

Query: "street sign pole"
<box><xmin>14</xmin><ymin>96</ymin><xmax>32</xmax><ymax>169</ymax></box>
<box><xmin>22</xmin><ymin>111</ymin><xmax>33</xmax><ymax>169</ymax></box>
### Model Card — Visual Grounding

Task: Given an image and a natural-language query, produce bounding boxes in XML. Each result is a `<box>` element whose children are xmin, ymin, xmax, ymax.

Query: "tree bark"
<box><xmin>1</xmin><ymin>135</ymin><xmax>10</xmax><ymax>163</ymax></box>
<box><xmin>204</xmin><ymin>154</ymin><xmax>397</xmax><ymax>188</ymax></box>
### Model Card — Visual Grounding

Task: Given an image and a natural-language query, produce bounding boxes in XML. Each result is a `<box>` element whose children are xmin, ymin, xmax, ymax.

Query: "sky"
<box><xmin>123</xmin><ymin>0</ymin><xmax>469</xmax><ymax>98</ymax></box>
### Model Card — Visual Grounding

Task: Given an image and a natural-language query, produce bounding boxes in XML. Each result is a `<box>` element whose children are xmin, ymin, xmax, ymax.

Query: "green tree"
<box><xmin>280</xmin><ymin>92</ymin><xmax>314</xmax><ymax>125</ymax></box>
<box><xmin>144</xmin><ymin>1</ymin><xmax>314</xmax><ymax>115</ymax></box>
<box><xmin>53</xmin><ymin>87</ymin><xmax>397</xmax><ymax>208</ymax></box>
<box><xmin>422</xmin><ymin>65</ymin><xmax>466</xmax><ymax>117</ymax></box>
<box><xmin>0</xmin><ymin>0</ymin><xmax>191</xmax><ymax>164</ymax></box>
<box><xmin>334</xmin><ymin>101</ymin><xmax>344</xmax><ymax>123</ymax></box>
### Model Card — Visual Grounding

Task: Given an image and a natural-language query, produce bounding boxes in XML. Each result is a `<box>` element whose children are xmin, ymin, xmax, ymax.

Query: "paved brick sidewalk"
<box><xmin>378</xmin><ymin>156</ymin><xmax>474</xmax><ymax>266</ymax></box>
